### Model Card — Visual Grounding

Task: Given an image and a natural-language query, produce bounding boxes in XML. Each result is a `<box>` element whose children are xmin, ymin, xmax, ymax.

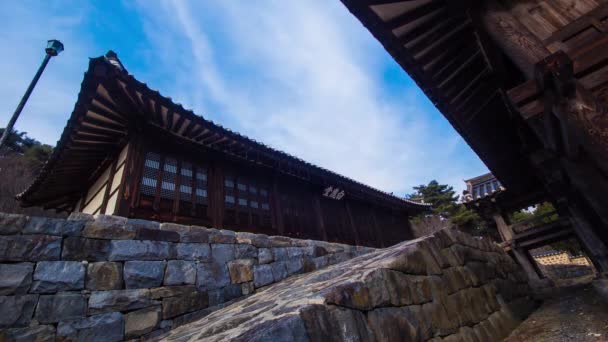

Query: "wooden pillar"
<box><xmin>172</xmin><ymin>159</ymin><xmax>183</xmax><ymax>220</ymax></box>
<box><xmin>512</xmin><ymin>248</ymin><xmax>542</xmax><ymax>281</ymax></box>
<box><xmin>344</xmin><ymin>200</ymin><xmax>360</xmax><ymax>246</ymax></box>
<box><xmin>100</xmin><ymin>158</ymin><xmax>118</xmax><ymax>215</ymax></box>
<box><xmin>116</xmin><ymin>136</ymin><xmax>143</xmax><ymax>218</ymax></box>
<box><xmin>568</xmin><ymin>205</ymin><xmax>608</xmax><ymax>274</ymax></box>
<box><xmin>312</xmin><ymin>195</ymin><xmax>328</xmax><ymax>241</ymax></box>
<box><xmin>371</xmin><ymin>207</ymin><xmax>385</xmax><ymax>248</ymax></box>
<box><xmin>271</xmin><ymin>177</ymin><xmax>284</xmax><ymax>235</ymax></box>
<box><xmin>208</xmin><ymin>162</ymin><xmax>224</xmax><ymax>229</ymax></box>
<box><xmin>533</xmin><ymin>51</ymin><xmax>608</xmax><ymax>275</ymax></box>
<box><xmin>492</xmin><ymin>212</ymin><xmax>514</xmax><ymax>242</ymax></box>
<box><xmin>536</xmin><ymin>51</ymin><xmax>608</xmax><ymax>174</ymax></box>
<box><xmin>481</xmin><ymin>0</ymin><xmax>550</xmax><ymax>79</ymax></box>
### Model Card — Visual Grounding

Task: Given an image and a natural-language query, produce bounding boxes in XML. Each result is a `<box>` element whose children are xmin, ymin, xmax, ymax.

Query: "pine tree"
<box><xmin>409</xmin><ymin>180</ymin><xmax>488</xmax><ymax>236</ymax></box>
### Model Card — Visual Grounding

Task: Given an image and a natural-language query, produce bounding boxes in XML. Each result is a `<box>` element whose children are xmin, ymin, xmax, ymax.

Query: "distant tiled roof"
<box><xmin>530</xmin><ymin>250</ymin><xmax>585</xmax><ymax>259</ymax></box>
<box><xmin>530</xmin><ymin>250</ymin><xmax>561</xmax><ymax>258</ymax></box>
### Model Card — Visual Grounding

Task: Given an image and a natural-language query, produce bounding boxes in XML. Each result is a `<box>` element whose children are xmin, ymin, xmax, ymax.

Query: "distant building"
<box><xmin>462</xmin><ymin>172</ymin><xmax>504</xmax><ymax>202</ymax></box>
<box><xmin>17</xmin><ymin>51</ymin><xmax>430</xmax><ymax>247</ymax></box>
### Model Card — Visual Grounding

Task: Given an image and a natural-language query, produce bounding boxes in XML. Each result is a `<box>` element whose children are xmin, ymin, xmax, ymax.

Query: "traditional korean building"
<box><xmin>16</xmin><ymin>51</ymin><xmax>429</xmax><ymax>248</ymax></box>
<box><xmin>340</xmin><ymin>0</ymin><xmax>608</xmax><ymax>274</ymax></box>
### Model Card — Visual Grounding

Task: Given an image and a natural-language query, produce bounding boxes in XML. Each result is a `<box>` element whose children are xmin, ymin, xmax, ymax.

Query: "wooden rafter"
<box><xmin>384</xmin><ymin>0</ymin><xmax>445</xmax><ymax>30</ymax></box>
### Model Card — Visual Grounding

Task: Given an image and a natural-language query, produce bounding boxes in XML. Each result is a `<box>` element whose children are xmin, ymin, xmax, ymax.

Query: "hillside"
<box><xmin>0</xmin><ymin>129</ymin><xmax>65</xmax><ymax>217</ymax></box>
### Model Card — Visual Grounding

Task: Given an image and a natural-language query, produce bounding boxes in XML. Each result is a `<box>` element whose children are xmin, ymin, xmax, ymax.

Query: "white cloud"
<box><xmin>132</xmin><ymin>0</ymin><xmax>486</xmax><ymax>195</ymax></box>
<box><xmin>0</xmin><ymin>2</ymin><xmax>95</xmax><ymax>147</ymax></box>
<box><xmin>0</xmin><ymin>1</ymin><xmax>487</xmax><ymax>196</ymax></box>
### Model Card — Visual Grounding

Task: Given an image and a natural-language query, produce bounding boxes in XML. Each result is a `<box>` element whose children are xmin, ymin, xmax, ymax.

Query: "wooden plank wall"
<box><xmin>75</xmin><ymin>143</ymin><xmax>129</xmax><ymax>215</ymax></box>
<box><xmin>122</xmin><ymin>134</ymin><xmax>416</xmax><ymax>248</ymax></box>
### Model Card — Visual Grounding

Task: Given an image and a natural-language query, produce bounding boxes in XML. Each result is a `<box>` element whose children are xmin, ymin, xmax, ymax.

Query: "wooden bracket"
<box><xmin>534</xmin><ymin>51</ymin><xmax>581</xmax><ymax>158</ymax></box>
<box><xmin>535</xmin><ymin>50</ymin><xmax>575</xmax><ymax>99</ymax></box>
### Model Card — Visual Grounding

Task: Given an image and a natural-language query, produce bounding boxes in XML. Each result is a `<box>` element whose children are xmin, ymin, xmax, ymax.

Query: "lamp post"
<box><xmin>0</xmin><ymin>39</ymin><xmax>64</xmax><ymax>150</ymax></box>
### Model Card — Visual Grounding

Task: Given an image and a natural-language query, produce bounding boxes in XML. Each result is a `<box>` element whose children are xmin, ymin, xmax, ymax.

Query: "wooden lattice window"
<box><xmin>194</xmin><ymin>167</ymin><xmax>209</xmax><ymax>218</ymax></box>
<box><xmin>223</xmin><ymin>174</ymin><xmax>271</xmax><ymax>232</ymax></box>
<box><xmin>138</xmin><ymin>151</ymin><xmax>209</xmax><ymax>222</ymax></box>
<box><xmin>159</xmin><ymin>157</ymin><xmax>177</xmax><ymax>212</ymax></box>
<box><xmin>141</xmin><ymin>152</ymin><xmax>161</xmax><ymax>197</ymax></box>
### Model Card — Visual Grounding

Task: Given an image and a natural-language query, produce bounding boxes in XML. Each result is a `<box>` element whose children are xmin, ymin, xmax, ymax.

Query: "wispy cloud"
<box><xmin>0</xmin><ymin>1</ymin><xmax>487</xmax><ymax>195</ymax></box>
<box><xmin>131</xmin><ymin>0</ymin><xmax>485</xmax><ymax>194</ymax></box>
<box><xmin>0</xmin><ymin>1</ymin><xmax>95</xmax><ymax>147</ymax></box>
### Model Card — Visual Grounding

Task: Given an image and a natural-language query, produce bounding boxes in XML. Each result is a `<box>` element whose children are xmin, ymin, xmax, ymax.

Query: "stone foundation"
<box><xmin>158</xmin><ymin>228</ymin><xmax>536</xmax><ymax>341</ymax></box>
<box><xmin>0</xmin><ymin>213</ymin><xmax>372</xmax><ymax>341</ymax></box>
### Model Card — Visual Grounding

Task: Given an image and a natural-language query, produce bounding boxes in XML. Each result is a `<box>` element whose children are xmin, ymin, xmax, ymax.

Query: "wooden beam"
<box><xmin>90</xmin><ymin>96</ymin><xmax>129</xmax><ymax>125</ymax></box>
<box><xmin>371</xmin><ymin>206</ymin><xmax>384</xmax><ymax>248</ymax></box>
<box><xmin>312</xmin><ymin>195</ymin><xmax>328</xmax><ymax>241</ymax></box>
<box><xmin>208</xmin><ymin>161</ymin><xmax>224</xmax><ymax>229</ymax></box>
<box><xmin>511</xmin><ymin>248</ymin><xmax>542</xmax><ymax>281</ymax></box>
<box><xmin>153</xmin><ymin>100</ymin><xmax>163</xmax><ymax>127</ymax></box>
<box><xmin>568</xmin><ymin>203</ymin><xmax>608</xmax><ymax>274</ymax></box>
<box><xmin>88</xmin><ymin>101</ymin><xmax>127</xmax><ymax>124</ymax></box>
<box><xmin>395</xmin><ymin>6</ymin><xmax>451</xmax><ymax>45</ymax></box>
<box><xmin>543</xmin><ymin>4</ymin><xmax>608</xmax><ymax>47</ymax></box>
<box><xmin>114</xmin><ymin>81</ymin><xmax>145</xmax><ymax>117</ymax></box>
<box><xmin>344</xmin><ymin>200</ymin><xmax>360</xmax><ymax>246</ymax></box>
<box><xmin>385</xmin><ymin>0</ymin><xmax>445</xmax><ymax>31</ymax></box>
<box><xmin>493</xmin><ymin>212</ymin><xmax>513</xmax><ymax>242</ymax></box>
<box><xmin>480</xmin><ymin>0</ymin><xmax>551</xmax><ymax>79</ymax></box>
<box><xmin>115</xmin><ymin>138</ymin><xmax>139</xmax><ymax>217</ymax></box>
<box><xmin>448</xmin><ymin>67</ymin><xmax>489</xmax><ymax>105</ymax></box>
<box><xmin>173</xmin><ymin>113</ymin><xmax>187</xmax><ymax>133</ymax></box>
<box><xmin>181</xmin><ymin>120</ymin><xmax>196</xmax><ymax>138</ymax></box>
<box><xmin>414</xmin><ymin>19</ymin><xmax>472</xmax><ymax>66</ymax></box>
<box><xmin>100</xmin><ymin>158</ymin><xmax>118</xmax><ymax>215</ymax></box>
<box><xmin>77</xmin><ymin>123</ymin><xmax>126</xmax><ymax>137</ymax></box>
<box><xmin>436</xmin><ymin>50</ymin><xmax>482</xmax><ymax>89</ymax></box>
<box><xmin>418</xmin><ymin>26</ymin><xmax>474</xmax><ymax>69</ymax></box>
<box><xmin>166</xmin><ymin>110</ymin><xmax>175</xmax><ymax>131</ymax></box>
<box><xmin>271</xmin><ymin>176</ymin><xmax>284</xmax><ymax>235</ymax></box>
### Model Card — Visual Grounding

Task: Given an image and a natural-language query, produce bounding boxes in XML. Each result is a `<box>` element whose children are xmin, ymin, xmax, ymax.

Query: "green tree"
<box><xmin>0</xmin><ymin>129</ymin><xmax>61</xmax><ymax>217</ymax></box>
<box><xmin>410</xmin><ymin>180</ymin><xmax>459</xmax><ymax>217</ymax></box>
<box><xmin>0</xmin><ymin>128</ymin><xmax>30</xmax><ymax>153</ymax></box>
<box><xmin>408</xmin><ymin>180</ymin><xmax>487</xmax><ymax>236</ymax></box>
<box><xmin>23</xmin><ymin>144</ymin><xmax>53</xmax><ymax>169</ymax></box>
<box><xmin>510</xmin><ymin>202</ymin><xmax>577</xmax><ymax>252</ymax></box>
<box><xmin>509</xmin><ymin>210</ymin><xmax>534</xmax><ymax>224</ymax></box>
<box><xmin>1</xmin><ymin>128</ymin><xmax>52</xmax><ymax>167</ymax></box>
<box><xmin>509</xmin><ymin>202</ymin><xmax>558</xmax><ymax>225</ymax></box>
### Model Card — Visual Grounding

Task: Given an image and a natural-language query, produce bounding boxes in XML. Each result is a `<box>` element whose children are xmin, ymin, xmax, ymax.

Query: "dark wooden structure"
<box><xmin>340</xmin><ymin>0</ymin><xmax>608</xmax><ymax>274</ymax></box>
<box><xmin>462</xmin><ymin>172</ymin><xmax>576</xmax><ymax>282</ymax></box>
<box><xmin>16</xmin><ymin>52</ymin><xmax>429</xmax><ymax>248</ymax></box>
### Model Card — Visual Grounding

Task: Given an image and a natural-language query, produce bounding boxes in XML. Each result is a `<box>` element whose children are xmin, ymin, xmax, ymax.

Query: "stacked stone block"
<box><xmin>160</xmin><ymin>228</ymin><xmax>537</xmax><ymax>342</ymax></box>
<box><xmin>0</xmin><ymin>212</ymin><xmax>372</xmax><ymax>341</ymax></box>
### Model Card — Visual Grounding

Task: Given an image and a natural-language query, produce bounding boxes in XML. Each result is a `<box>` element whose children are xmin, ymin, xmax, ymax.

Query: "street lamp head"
<box><xmin>45</xmin><ymin>40</ymin><xmax>64</xmax><ymax>56</ymax></box>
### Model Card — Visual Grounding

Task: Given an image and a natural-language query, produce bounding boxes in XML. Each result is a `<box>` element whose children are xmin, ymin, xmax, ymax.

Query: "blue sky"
<box><xmin>0</xmin><ymin>1</ymin><xmax>487</xmax><ymax>196</ymax></box>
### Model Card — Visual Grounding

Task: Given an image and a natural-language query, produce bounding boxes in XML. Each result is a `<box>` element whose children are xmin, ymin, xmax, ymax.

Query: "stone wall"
<box><xmin>0</xmin><ymin>212</ymin><xmax>373</xmax><ymax>341</ymax></box>
<box><xmin>159</xmin><ymin>228</ymin><xmax>537</xmax><ymax>342</ymax></box>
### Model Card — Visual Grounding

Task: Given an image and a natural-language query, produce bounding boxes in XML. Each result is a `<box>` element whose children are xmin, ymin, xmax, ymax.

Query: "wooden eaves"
<box><xmin>17</xmin><ymin>52</ymin><xmax>431</xmax><ymax>213</ymax></box>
